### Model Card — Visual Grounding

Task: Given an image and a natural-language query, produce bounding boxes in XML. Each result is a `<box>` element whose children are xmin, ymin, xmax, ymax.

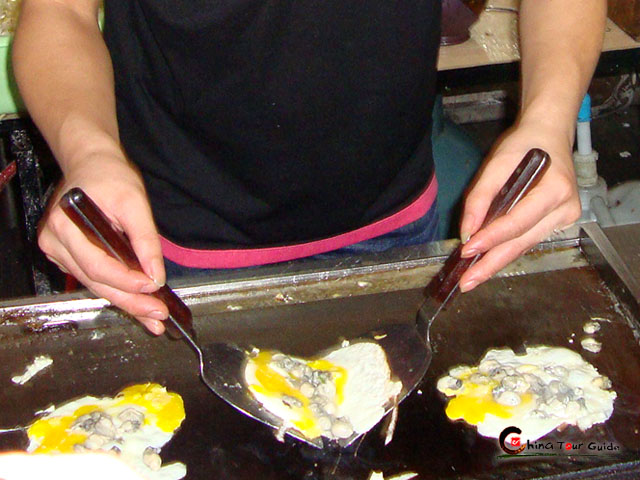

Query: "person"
<box><xmin>13</xmin><ymin>1</ymin><xmax>606</xmax><ymax>335</ymax></box>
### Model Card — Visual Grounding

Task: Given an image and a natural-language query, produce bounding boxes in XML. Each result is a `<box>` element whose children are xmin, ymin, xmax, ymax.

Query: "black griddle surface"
<box><xmin>1</xmin><ymin>265</ymin><xmax>639</xmax><ymax>479</ymax></box>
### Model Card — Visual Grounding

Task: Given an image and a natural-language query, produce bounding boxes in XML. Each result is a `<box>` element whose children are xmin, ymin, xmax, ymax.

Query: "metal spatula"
<box><xmin>60</xmin><ymin>147</ymin><xmax>548</xmax><ymax>450</ymax></box>
<box><xmin>316</xmin><ymin>148</ymin><xmax>549</xmax><ymax>449</ymax></box>
<box><xmin>59</xmin><ymin>188</ymin><xmax>326</xmax><ymax>448</ymax></box>
<box><xmin>378</xmin><ymin>148</ymin><xmax>551</xmax><ymax>417</ymax></box>
<box><xmin>186</xmin><ymin>149</ymin><xmax>551</xmax><ymax>450</ymax></box>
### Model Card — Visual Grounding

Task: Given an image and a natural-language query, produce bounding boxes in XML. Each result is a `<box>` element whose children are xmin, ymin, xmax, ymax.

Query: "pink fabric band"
<box><xmin>160</xmin><ymin>174</ymin><xmax>437</xmax><ymax>268</ymax></box>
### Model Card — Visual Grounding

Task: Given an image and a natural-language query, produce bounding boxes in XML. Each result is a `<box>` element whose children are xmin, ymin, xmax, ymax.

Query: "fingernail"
<box><xmin>140</xmin><ymin>282</ymin><xmax>159</xmax><ymax>294</ymax></box>
<box><xmin>460</xmin><ymin>279</ymin><xmax>478</xmax><ymax>293</ymax></box>
<box><xmin>460</xmin><ymin>247</ymin><xmax>479</xmax><ymax>258</ymax></box>
<box><xmin>461</xmin><ymin>214</ymin><xmax>474</xmax><ymax>241</ymax></box>
<box><xmin>142</xmin><ymin>319</ymin><xmax>163</xmax><ymax>335</ymax></box>
<box><xmin>149</xmin><ymin>320</ymin><xmax>165</xmax><ymax>335</ymax></box>
<box><xmin>148</xmin><ymin>310</ymin><xmax>167</xmax><ymax>321</ymax></box>
<box><xmin>151</xmin><ymin>258</ymin><xmax>166</xmax><ymax>287</ymax></box>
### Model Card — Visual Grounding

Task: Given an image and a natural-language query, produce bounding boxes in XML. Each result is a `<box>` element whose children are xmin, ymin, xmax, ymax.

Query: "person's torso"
<box><xmin>104</xmin><ymin>0</ymin><xmax>441</xmax><ymax>248</ymax></box>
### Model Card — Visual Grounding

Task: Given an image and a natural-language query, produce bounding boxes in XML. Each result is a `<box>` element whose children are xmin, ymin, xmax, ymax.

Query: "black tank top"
<box><xmin>103</xmin><ymin>0</ymin><xmax>441</xmax><ymax>248</ymax></box>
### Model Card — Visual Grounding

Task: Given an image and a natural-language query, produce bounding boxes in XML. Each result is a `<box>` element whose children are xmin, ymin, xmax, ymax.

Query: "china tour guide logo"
<box><xmin>498</xmin><ymin>426</ymin><xmax>621</xmax><ymax>458</ymax></box>
<box><xmin>499</xmin><ymin>426</ymin><xmax>526</xmax><ymax>455</ymax></box>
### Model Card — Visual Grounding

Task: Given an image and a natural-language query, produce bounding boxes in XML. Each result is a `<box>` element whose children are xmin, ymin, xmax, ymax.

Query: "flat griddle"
<box><xmin>1</xmin><ymin>224</ymin><xmax>639</xmax><ymax>479</ymax></box>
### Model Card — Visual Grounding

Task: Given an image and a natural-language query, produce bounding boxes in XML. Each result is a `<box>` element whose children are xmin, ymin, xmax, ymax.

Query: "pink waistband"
<box><xmin>161</xmin><ymin>174</ymin><xmax>437</xmax><ymax>268</ymax></box>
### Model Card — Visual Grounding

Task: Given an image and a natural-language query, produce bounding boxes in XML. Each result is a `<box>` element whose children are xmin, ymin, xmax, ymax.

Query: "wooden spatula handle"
<box><xmin>60</xmin><ymin>187</ymin><xmax>193</xmax><ymax>340</ymax></box>
<box><xmin>429</xmin><ymin>148</ymin><xmax>550</xmax><ymax>302</ymax></box>
<box><xmin>482</xmin><ymin>148</ymin><xmax>550</xmax><ymax>227</ymax></box>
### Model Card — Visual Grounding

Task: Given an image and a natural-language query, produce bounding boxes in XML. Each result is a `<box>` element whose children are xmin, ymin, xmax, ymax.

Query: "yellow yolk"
<box><xmin>29</xmin><ymin>404</ymin><xmax>103</xmax><ymax>453</ymax></box>
<box><xmin>28</xmin><ymin>415</ymin><xmax>88</xmax><ymax>453</ymax></box>
<box><xmin>307</xmin><ymin>359</ymin><xmax>347</xmax><ymax>405</ymax></box>
<box><xmin>438</xmin><ymin>346</ymin><xmax>618</xmax><ymax>442</ymax></box>
<box><xmin>116</xmin><ymin>383</ymin><xmax>185</xmax><ymax>432</ymax></box>
<box><xmin>26</xmin><ymin>383</ymin><xmax>185</xmax><ymax>453</ymax></box>
<box><xmin>247</xmin><ymin>351</ymin><xmax>347</xmax><ymax>439</ymax></box>
<box><xmin>444</xmin><ymin>373</ymin><xmax>532</xmax><ymax>425</ymax></box>
<box><xmin>446</xmin><ymin>383</ymin><xmax>511</xmax><ymax>424</ymax></box>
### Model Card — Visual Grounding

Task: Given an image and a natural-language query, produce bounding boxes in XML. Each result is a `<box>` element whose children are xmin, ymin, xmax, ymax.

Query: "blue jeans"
<box><xmin>165</xmin><ymin>200</ymin><xmax>439</xmax><ymax>280</ymax></box>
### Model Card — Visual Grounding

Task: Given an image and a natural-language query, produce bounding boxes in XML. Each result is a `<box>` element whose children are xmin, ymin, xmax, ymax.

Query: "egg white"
<box><xmin>437</xmin><ymin>346</ymin><xmax>616</xmax><ymax>442</ymax></box>
<box><xmin>26</xmin><ymin>383</ymin><xmax>186</xmax><ymax>480</ymax></box>
<box><xmin>245</xmin><ymin>341</ymin><xmax>402</xmax><ymax>441</ymax></box>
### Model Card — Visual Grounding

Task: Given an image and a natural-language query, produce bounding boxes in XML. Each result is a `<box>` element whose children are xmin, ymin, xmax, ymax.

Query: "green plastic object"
<box><xmin>431</xmin><ymin>95</ymin><xmax>483</xmax><ymax>240</ymax></box>
<box><xmin>0</xmin><ymin>9</ymin><xmax>104</xmax><ymax>115</ymax></box>
<box><xmin>0</xmin><ymin>34</ymin><xmax>24</xmax><ymax>115</ymax></box>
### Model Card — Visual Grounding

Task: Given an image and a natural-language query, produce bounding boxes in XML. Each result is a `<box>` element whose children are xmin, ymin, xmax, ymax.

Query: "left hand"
<box><xmin>457</xmin><ymin>117</ymin><xmax>581</xmax><ymax>292</ymax></box>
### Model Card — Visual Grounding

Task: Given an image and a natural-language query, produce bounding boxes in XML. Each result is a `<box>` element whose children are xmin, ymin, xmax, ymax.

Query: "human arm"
<box><xmin>458</xmin><ymin>0</ymin><xmax>607</xmax><ymax>291</ymax></box>
<box><xmin>12</xmin><ymin>0</ymin><xmax>168</xmax><ymax>333</ymax></box>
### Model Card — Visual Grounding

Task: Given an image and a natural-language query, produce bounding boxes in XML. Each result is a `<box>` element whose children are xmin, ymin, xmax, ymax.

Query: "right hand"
<box><xmin>39</xmin><ymin>154</ymin><xmax>168</xmax><ymax>334</ymax></box>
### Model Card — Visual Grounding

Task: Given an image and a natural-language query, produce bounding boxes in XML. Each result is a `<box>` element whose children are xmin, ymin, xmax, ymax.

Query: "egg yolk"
<box><xmin>29</xmin><ymin>414</ymin><xmax>89</xmax><ymax>453</ymax></box>
<box><xmin>247</xmin><ymin>351</ymin><xmax>347</xmax><ymax>439</ymax></box>
<box><xmin>446</xmin><ymin>383</ymin><xmax>512</xmax><ymax>424</ymax></box>
<box><xmin>444</xmin><ymin>373</ymin><xmax>532</xmax><ymax>425</ymax></box>
<box><xmin>27</xmin><ymin>383</ymin><xmax>185</xmax><ymax>453</ymax></box>
<box><xmin>116</xmin><ymin>383</ymin><xmax>185</xmax><ymax>432</ymax></box>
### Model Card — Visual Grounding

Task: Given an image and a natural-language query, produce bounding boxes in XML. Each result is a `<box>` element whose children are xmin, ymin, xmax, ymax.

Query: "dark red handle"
<box><xmin>428</xmin><ymin>148</ymin><xmax>550</xmax><ymax>302</ymax></box>
<box><xmin>60</xmin><ymin>187</ymin><xmax>194</xmax><ymax>340</ymax></box>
